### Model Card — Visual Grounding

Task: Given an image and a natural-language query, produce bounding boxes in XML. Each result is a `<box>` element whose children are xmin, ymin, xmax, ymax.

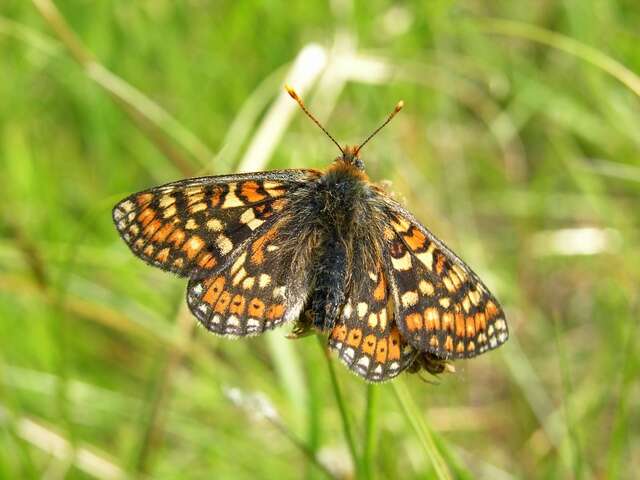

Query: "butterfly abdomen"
<box><xmin>309</xmin><ymin>236</ymin><xmax>348</xmax><ymax>331</ymax></box>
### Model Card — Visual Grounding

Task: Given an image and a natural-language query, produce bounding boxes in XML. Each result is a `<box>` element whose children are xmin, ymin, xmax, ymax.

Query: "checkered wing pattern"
<box><xmin>112</xmin><ymin>170</ymin><xmax>317</xmax><ymax>278</ymax></box>
<box><xmin>382</xmin><ymin>200</ymin><xmax>508</xmax><ymax>360</ymax></box>
<box><xmin>185</xmin><ymin>213</ymin><xmax>314</xmax><ymax>337</ymax></box>
<box><xmin>328</xmin><ymin>257</ymin><xmax>417</xmax><ymax>382</ymax></box>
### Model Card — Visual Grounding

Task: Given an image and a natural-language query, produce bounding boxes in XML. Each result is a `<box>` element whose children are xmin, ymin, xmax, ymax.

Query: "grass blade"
<box><xmin>32</xmin><ymin>0</ymin><xmax>214</xmax><ymax>172</ymax></box>
<box><xmin>392</xmin><ymin>380</ymin><xmax>452</xmax><ymax>480</ymax></box>
<box><xmin>316</xmin><ymin>335</ymin><xmax>361</xmax><ymax>478</ymax></box>
<box><xmin>476</xmin><ymin>18</ymin><xmax>640</xmax><ymax>98</ymax></box>
<box><xmin>362</xmin><ymin>383</ymin><xmax>379</xmax><ymax>480</ymax></box>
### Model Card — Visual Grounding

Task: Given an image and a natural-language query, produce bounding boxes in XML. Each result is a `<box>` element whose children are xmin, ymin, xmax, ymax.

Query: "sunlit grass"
<box><xmin>1</xmin><ymin>1</ymin><xmax>639</xmax><ymax>478</ymax></box>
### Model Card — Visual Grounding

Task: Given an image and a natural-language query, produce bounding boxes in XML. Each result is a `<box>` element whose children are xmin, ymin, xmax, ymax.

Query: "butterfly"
<box><xmin>112</xmin><ymin>85</ymin><xmax>508</xmax><ymax>383</ymax></box>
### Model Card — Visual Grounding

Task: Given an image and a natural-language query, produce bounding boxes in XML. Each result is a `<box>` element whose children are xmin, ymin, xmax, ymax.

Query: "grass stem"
<box><xmin>316</xmin><ymin>335</ymin><xmax>362</xmax><ymax>478</ymax></box>
<box><xmin>363</xmin><ymin>383</ymin><xmax>379</xmax><ymax>480</ymax></box>
<box><xmin>392</xmin><ymin>380</ymin><xmax>452</xmax><ymax>480</ymax></box>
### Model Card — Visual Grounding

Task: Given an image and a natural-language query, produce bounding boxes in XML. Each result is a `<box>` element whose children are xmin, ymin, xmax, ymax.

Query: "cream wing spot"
<box><xmin>206</xmin><ymin>219</ymin><xmax>224</xmax><ymax>232</ymax></box>
<box><xmin>452</xmin><ymin>264</ymin><xmax>468</xmax><ymax>282</ymax></box>
<box><xmin>272</xmin><ymin>286</ymin><xmax>286</xmax><ymax>298</ymax></box>
<box><xmin>391</xmin><ymin>251</ymin><xmax>412</xmax><ymax>271</ymax></box>
<box><xmin>342</xmin><ymin>348</ymin><xmax>355</xmax><ymax>363</ymax></box>
<box><xmin>356</xmin><ymin>356</ymin><xmax>370</xmax><ymax>370</ymax></box>
<box><xmin>222</xmin><ymin>185</ymin><xmax>244</xmax><ymax>208</ymax></box>
<box><xmin>246</xmin><ymin>319</ymin><xmax>261</xmax><ymax>331</ymax></box>
<box><xmin>419</xmin><ymin>280</ymin><xmax>435</xmax><ymax>296</ymax></box>
<box><xmin>232</xmin><ymin>268</ymin><xmax>248</xmax><ymax>286</ymax></box>
<box><xmin>159</xmin><ymin>194</ymin><xmax>175</xmax><ymax>208</ymax></box>
<box><xmin>184</xmin><ymin>236</ymin><xmax>205</xmax><ymax>259</ymax></box>
<box><xmin>240</xmin><ymin>208</ymin><xmax>265</xmax><ymax>231</ymax></box>
<box><xmin>415</xmin><ymin>244</ymin><xmax>435</xmax><ymax>271</ymax></box>
<box><xmin>230</xmin><ymin>252</ymin><xmax>247</xmax><ymax>275</ymax></box>
<box><xmin>163</xmin><ymin>205</ymin><xmax>177</xmax><ymax>218</ymax></box>
<box><xmin>462</xmin><ymin>296</ymin><xmax>471</xmax><ymax>313</ymax></box>
<box><xmin>185</xmin><ymin>218</ymin><xmax>198</xmax><ymax>230</ymax></box>
<box><xmin>469</xmin><ymin>289</ymin><xmax>481</xmax><ymax>306</ymax></box>
<box><xmin>392</xmin><ymin>216</ymin><xmax>411</xmax><ymax>233</ymax></box>
<box><xmin>189</xmin><ymin>202</ymin><xmax>207</xmax><ymax>214</ymax></box>
<box><xmin>216</xmin><ymin>235</ymin><xmax>233</xmax><ymax>255</ymax></box>
<box><xmin>187</xmin><ymin>193</ymin><xmax>204</xmax><ymax>205</ymax></box>
<box><xmin>263</xmin><ymin>181</ymin><xmax>284</xmax><ymax>194</ymax></box>
<box><xmin>258</xmin><ymin>274</ymin><xmax>271</xmax><ymax>288</ymax></box>
<box><xmin>378</xmin><ymin>308</ymin><xmax>387</xmax><ymax>331</ymax></box>
<box><xmin>226</xmin><ymin>316</ymin><xmax>240</xmax><ymax>327</ymax></box>
<box><xmin>401</xmin><ymin>291</ymin><xmax>419</xmax><ymax>308</ymax></box>
<box><xmin>495</xmin><ymin>319</ymin><xmax>507</xmax><ymax>331</ymax></box>
<box><xmin>443</xmin><ymin>276</ymin><xmax>455</xmax><ymax>293</ymax></box>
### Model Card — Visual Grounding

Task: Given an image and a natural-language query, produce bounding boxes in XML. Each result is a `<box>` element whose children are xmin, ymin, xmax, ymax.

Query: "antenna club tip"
<box><xmin>395</xmin><ymin>100</ymin><xmax>405</xmax><ymax>112</ymax></box>
<box><xmin>284</xmin><ymin>84</ymin><xmax>299</xmax><ymax>100</ymax></box>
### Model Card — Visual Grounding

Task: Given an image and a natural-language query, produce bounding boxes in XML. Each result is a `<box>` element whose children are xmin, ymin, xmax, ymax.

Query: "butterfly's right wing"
<box><xmin>380</xmin><ymin>197</ymin><xmax>508</xmax><ymax>360</ymax></box>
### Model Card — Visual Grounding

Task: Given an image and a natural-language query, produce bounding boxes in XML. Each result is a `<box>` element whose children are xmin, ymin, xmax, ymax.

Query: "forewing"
<box><xmin>382</xmin><ymin>199</ymin><xmax>508</xmax><ymax>359</ymax></box>
<box><xmin>328</xmin><ymin>258</ymin><xmax>417</xmax><ymax>382</ymax></box>
<box><xmin>186</xmin><ymin>213</ymin><xmax>315</xmax><ymax>337</ymax></box>
<box><xmin>112</xmin><ymin>170</ymin><xmax>318</xmax><ymax>277</ymax></box>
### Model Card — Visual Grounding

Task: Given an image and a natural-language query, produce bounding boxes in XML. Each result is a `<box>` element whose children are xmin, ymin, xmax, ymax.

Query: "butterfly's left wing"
<box><xmin>381</xmin><ymin>198</ymin><xmax>508</xmax><ymax>360</ymax></box>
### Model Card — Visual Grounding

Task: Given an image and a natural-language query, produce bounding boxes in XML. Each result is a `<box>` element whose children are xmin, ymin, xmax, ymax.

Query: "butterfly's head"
<box><xmin>341</xmin><ymin>145</ymin><xmax>365</xmax><ymax>170</ymax></box>
<box><xmin>285</xmin><ymin>84</ymin><xmax>403</xmax><ymax>172</ymax></box>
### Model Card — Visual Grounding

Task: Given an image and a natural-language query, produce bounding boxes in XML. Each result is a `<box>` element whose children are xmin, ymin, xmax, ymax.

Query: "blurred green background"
<box><xmin>1</xmin><ymin>1</ymin><xmax>639</xmax><ymax>479</ymax></box>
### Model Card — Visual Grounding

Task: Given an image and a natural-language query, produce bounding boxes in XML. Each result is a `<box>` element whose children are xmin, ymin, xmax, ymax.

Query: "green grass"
<box><xmin>2</xmin><ymin>1</ymin><xmax>640</xmax><ymax>478</ymax></box>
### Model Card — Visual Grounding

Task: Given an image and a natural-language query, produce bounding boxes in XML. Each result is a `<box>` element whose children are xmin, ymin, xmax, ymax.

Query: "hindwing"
<box><xmin>381</xmin><ymin>199</ymin><xmax>508</xmax><ymax>360</ymax></box>
<box><xmin>328</xmin><ymin>249</ymin><xmax>417</xmax><ymax>382</ymax></box>
<box><xmin>185</xmin><ymin>212</ymin><xmax>317</xmax><ymax>337</ymax></box>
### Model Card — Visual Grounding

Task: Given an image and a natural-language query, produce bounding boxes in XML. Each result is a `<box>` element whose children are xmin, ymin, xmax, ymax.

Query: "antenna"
<box><xmin>285</xmin><ymin>84</ymin><xmax>344</xmax><ymax>154</ymax></box>
<box><xmin>355</xmin><ymin>100</ymin><xmax>404</xmax><ymax>155</ymax></box>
